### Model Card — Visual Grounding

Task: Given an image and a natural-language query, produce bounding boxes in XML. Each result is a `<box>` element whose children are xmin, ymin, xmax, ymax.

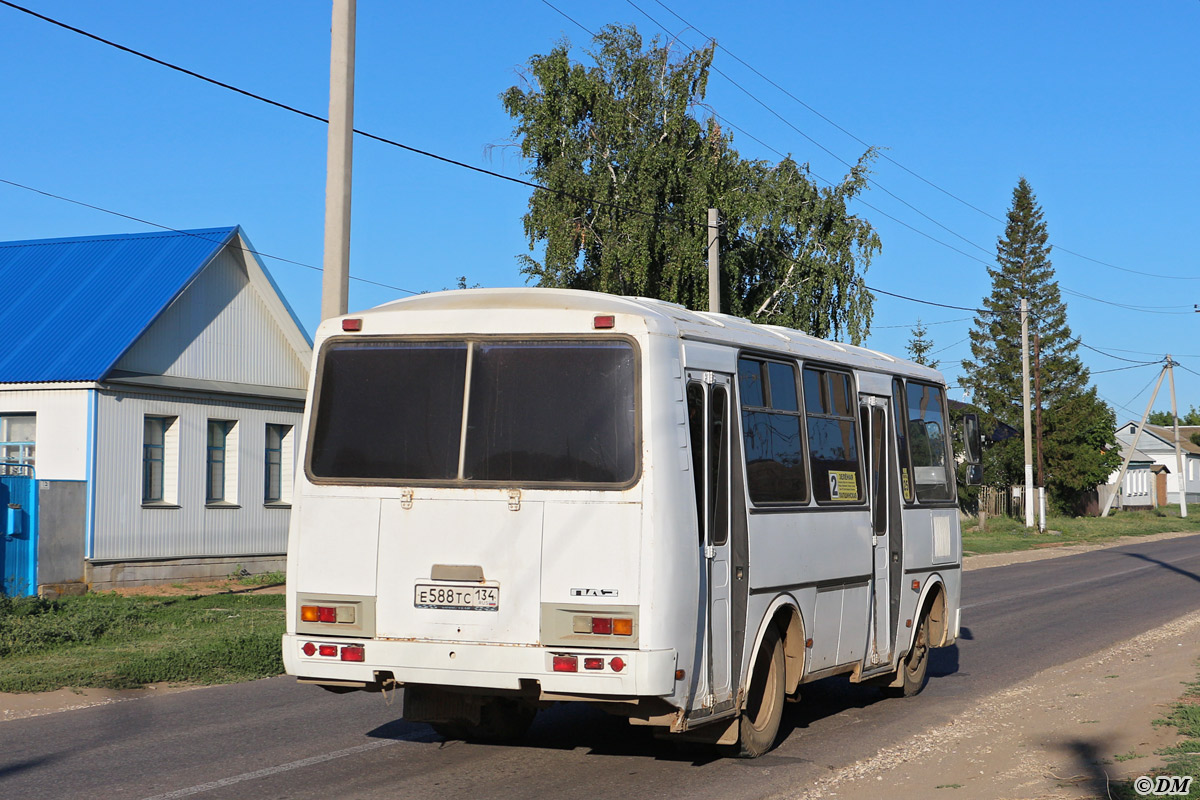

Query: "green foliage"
<box><xmin>0</xmin><ymin>592</ymin><xmax>284</xmax><ymax>692</ymax></box>
<box><xmin>1149</xmin><ymin>405</ymin><xmax>1200</xmax><ymax>426</ymax></box>
<box><xmin>502</xmin><ymin>24</ymin><xmax>881</xmax><ymax>343</ymax></box>
<box><xmin>905</xmin><ymin>318</ymin><xmax>939</xmax><ymax>368</ymax></box>
<box><xmin>960</xmin><ymin>178</ymin><xmax>1119</xmax><ymax>510</ymax></box>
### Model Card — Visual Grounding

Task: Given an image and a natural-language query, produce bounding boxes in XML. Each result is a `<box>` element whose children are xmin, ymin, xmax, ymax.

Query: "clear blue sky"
<box><xmin>2</xmin><ymin>1</ymin><xmax>1197</xmax><ymax>420</ymax></box>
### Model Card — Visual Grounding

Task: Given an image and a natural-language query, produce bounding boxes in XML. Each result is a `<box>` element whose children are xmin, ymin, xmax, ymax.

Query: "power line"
<box><xmin>1092</xmin><ymin>361</ymin><xmax>1164</xmax><ymax>375</ymax></box>
<box><xmin>872</xmin><ymin>316</ymin><xmax>972</xmax><ymax>329</ymax></box>
<box><xmin>645</xmin><ymin>0</ymin><xmax>1200</xmax><ymax>283</ymax></box>
<box><xmin>0</xmin><ymin>177</ymin><xmax>422</xmax><ymax>296</ymax></box>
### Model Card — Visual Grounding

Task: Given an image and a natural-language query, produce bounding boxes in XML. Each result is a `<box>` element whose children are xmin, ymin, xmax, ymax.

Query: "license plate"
<box><xmin>414</xmin><ymin>582</ymin><xmax>499</xmax><ymax>611</ymax></box>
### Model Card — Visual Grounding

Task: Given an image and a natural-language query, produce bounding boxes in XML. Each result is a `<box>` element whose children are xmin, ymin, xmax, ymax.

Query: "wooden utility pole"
<box><xmin>707</xmin><ymin>208</ymin><xmax>720</xmax><ymax>313</ymax></box>
<box><xmin>1021</xmin><ymin>298</ymin><xmax>1034</xmax><ymax>528</ymax></box>
<box><xmin>1167</xmin><ymin>356</ymin><xmax>1188</xmax><ymax>518</ymax></box>
<box><xmin>321</xmin><ymin>0</ymin><xmax>356</xmax><ymax>321</ymax></box>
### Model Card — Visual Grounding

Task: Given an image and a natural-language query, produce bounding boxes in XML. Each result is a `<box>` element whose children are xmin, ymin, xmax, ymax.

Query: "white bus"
<box><xmin>283</xmin><ymin>288</ymin><xmax>979</xmax><ymax>757</ymax></box>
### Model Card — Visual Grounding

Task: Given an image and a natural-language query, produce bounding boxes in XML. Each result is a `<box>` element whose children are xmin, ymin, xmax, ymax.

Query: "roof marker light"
<box><xmin>342</xmin><ymin>318</ymin><xmax>363</xmax><ymax>332</ymax></box>
<box><xmin>593</xmin><ymin>315</ymin><xmax>615</xmax><ymax>329</ymax></box>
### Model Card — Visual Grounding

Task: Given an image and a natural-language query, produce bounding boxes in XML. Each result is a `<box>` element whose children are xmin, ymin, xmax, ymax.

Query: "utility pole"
<box><xmin>1101</xmin><ymin>364</ymin><xmax>1167</xmax><ymax>517</ymax></box>
<box><xmin>1034</xmin><ymin>332</ymin><xmax>1045</xmax><ymax>531</ymax></box>
<box><xmin>707</xmin><ymin>208</ymin><xmax>720</xmax><ymax>313</ymax></box>
<box><xmin>1021</xmin><ymin>298</ymin><xmax>1034</xmax><ymax>528</ymax></box>
<box><xmin>1167</xmin><ymin>356</ymin><xmax>1188</xmax><ymax>518</ymax></box>
<box><xmin>321</xmin><ymin>0</ymin><xmax>356</xmax><ymax>321</ymax></box>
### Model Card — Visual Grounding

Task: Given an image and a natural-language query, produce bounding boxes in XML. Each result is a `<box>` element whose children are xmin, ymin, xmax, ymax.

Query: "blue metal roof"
<box><xmin>0</xmin><ymin>226</ymin><xmax>238</xmax><ymax>383</ymax></box>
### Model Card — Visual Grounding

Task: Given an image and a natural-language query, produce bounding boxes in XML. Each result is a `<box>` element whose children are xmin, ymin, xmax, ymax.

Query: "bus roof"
<box><xmin>353</xmin><ymin>288</ymin><xmax>946</xmax><ymax>384</ymax></box>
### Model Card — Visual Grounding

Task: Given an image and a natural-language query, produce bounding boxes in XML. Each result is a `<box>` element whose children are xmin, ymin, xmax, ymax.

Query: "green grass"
<box><xmin>236</xmin><ymin>570</ymin><xmax>287</xmax><ymax>586</ymax></box>
<box><xmin>963</xmin><ymin>504</ymin><xmax>1200</xmax><ymax>556</ymax></box>
<box><xmin>0</xmin><ymin>592</ymin><xmax>285</xmax><ymax>693</ymax></box>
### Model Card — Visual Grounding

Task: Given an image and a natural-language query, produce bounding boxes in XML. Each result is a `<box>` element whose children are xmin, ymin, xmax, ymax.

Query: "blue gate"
<box><xmin>1</xmin><ymin>464</ymin><xmax>38</xmax><ymax>597</ymax></box>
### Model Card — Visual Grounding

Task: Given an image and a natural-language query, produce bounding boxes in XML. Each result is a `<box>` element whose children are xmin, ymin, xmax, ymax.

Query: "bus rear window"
<box><xmin>308</xmin><ymin>338</ymin><xmax>638</xmax><ymax>486</ymax></box>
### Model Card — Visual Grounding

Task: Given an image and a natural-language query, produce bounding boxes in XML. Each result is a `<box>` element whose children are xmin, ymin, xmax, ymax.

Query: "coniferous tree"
<box><xmin>961</xmin><ymin>178</ymin><xmax>1119</xmax><ymax>510</ymax></box>
<box><xmin>905</xmin><ymin>318</ymin><xmax>939</xmax><ymax>368</ymax></box>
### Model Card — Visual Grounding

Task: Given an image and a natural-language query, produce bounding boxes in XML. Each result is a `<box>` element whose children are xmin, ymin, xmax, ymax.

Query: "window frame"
<box><xmin>304</xmin><ymin>334</ymin><xmax>643</xmax><ymax>490</ymax></box>
<box><xmin>264</xmin><ymin>423</ymin><xmax>293</xmax><ymax>506</ymax></box>
<box><xmin>206</xmin><ymin>419</ymin><xmax>239</xmax><ymax>506</ymax></box>
<box><xmin>0</xmin><ymin>413</ymin><xmax>36</xmax><ymax>474</ymax></box>
<box><xmin>801</xmin><ymin>363</ymin><xmax>866</xmax><ymax>507</ymax></box>
<box><xmin>736</xmin><ymin>352</ymin><xmax>811</xmax><ymax>507</ymax></box>
<box><xmin>143</xmin><ymin>416</ymin><xmax>166</xmax><ymax>504</ymax></box>
<box><xmin>901</xmin><ymin>379</ymin><xmax>956</xmax><ymax>505</ymax></box>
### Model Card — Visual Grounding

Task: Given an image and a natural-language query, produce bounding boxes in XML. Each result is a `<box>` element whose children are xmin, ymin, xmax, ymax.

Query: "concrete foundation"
<box><xmin>85</xmin><ymin>554</ymin><xmax>286</xmax><ymax>591</ymax></box>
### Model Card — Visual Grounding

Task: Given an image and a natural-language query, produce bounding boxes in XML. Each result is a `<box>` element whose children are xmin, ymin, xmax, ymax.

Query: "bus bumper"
<box><xmin>282</xmin><ymin>634</ymin><xmax>678</xmax><ymax>697</ymax></box>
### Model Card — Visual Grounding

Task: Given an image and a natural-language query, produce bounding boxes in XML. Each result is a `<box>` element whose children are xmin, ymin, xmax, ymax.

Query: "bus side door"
<box><xmin>686</xmin><ymin>372</ymin><xmax>734</xmax><ymax>710</ymax></box>
<box><xmin>859</xmin><ymin>395</ymin><xmax>894</xmax><ymax>667</ymax></box>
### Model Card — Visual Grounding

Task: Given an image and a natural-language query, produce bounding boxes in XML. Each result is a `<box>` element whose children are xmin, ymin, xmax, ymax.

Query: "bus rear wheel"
<box><xmin>732</xmin><ymin>628</ymin><xmax>785</xmax><ymax>758</ymax></box>
<box><xmin>884</xmin><ymin>612</ymin><xmax>930</xmax><ymax>698</ymax></box>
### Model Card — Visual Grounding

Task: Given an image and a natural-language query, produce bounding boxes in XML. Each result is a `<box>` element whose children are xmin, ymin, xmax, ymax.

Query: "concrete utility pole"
<box><xmin>1101</xmin><ymin>364</ymin><xmax>1166</xmax><ymax>517</ymax></box>
<box><xmin>707</xmin><ymin>208</ymin><xmax>720</xmax><ymax>313</ymax></box>
<box><xmin>321</xmin><ymin>0</ymin><xmax>356</xmax><ymax>321</ymax></box>
<box><xmin>1034</xmin><ymin>332</ymin><xmax>1045</xmax><ymax>531</ymax></box>
<box><xmin>1021</xmin><ymin>298</ymin><xmax>1034</xmax><ymax>528</ymax></box>
<box><xmin>1167</xmin><ymin>356</ymin><xmax>1188</xmax><ymax>518</ymax></box>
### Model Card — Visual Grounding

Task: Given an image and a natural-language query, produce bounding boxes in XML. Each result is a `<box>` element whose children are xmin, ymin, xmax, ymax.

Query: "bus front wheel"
<box><xmin>732</xmin><ymin>628</ymin><xmax>785</xmax><ymax>758</ymax></box>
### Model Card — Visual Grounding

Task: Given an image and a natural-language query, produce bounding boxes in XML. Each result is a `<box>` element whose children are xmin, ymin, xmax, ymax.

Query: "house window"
<box><xmin>143</xmin><ymin>416</ymin><xmax>180</xmax><ymax>505</ymax></box>
<box><xmin>265</xmin><ymin>423</ymin><xmax>293</xmax><ymax>505</ymax></box>
<box><xmin>0</xmin><ymin>414</ymin><xmax>35</xmax><ymax>475</ymax></box>
<box><xmin>207</xmin><ymin>420</ymin><xmax>238</xmax><ymax>505</ymax></box>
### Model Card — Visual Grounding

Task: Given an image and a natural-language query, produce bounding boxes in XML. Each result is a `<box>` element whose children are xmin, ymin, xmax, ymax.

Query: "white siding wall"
<box><xmin>91</xmin><ymin>388</ymin><xmax>301</xmax><ymax>560</ymax></box>
<box><xmin>115</xmin><ymin>247</ymin><xmax>309</xmax><ymax>392</ymax></box>
<box><xmin>0</xmin><ymin>388</ymin><xmax>90</xmax><ymax>480</ymax></box>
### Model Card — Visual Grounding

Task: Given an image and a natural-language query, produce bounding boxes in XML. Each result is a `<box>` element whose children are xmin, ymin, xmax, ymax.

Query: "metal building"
<box><xmin>0</xmin><ymin>226</ymin><xmax>312</xmax><ymax>595</ymax></box>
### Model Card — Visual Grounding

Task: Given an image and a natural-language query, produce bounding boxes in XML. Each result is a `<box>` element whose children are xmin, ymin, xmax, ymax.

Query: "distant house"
<box><xmin>0</xmin><ymin>227</ymin><xmax>312</xmax><ymax>596</ymax></box>
<box><xmin>1111</xmin><ymin>421</ymin><xmax>1200</xmax><ymax>507</ymax></box>
<box><xmin>1103</xmin><ymin>438</ymin><xmax>1158</xmax><ymax>509</ymax></box>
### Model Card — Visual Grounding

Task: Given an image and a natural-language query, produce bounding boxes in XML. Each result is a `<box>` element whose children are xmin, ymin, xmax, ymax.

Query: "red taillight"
<box><xmin>318</xmin><ymin>644</ymin><xmax>338</xmax><ymax>657</ymax></box>
<box><xmin>318</xmin><ymin>606</ymin><xmax>337</xmax><ymax>623</ymax></box>
<box><xmin>342</xmin><ymin>318</ymin><xmax>362</xmax><ymax>331</ymax></box>
<box><xmin>301</xmin><ymin>642</ymin><xmax>317</xmax><ymax>656</ymax></box>
<box><xmin>591</xmin><ymin>617</ymin><xmax>613</xmax><ymax>635</ymax></box>
<box><xmin>609</xmin><ymin>657</ymin><xmax>626</xmax><ymax>673</ymax></box>
<box><xmin>552</xmin><ymin>655</ymin><xmax>578</xmax><ymax>672</ymax></box>
<box><xmin>593</xmin><ymin>315</ymin><xmax>615</xmax><ymax>329</ymax></box>
<box><xmin>584</xmin><ymin>657</ymin><xmax>604</xmax><ymax>671</ymax></box>
<box><xmin>340</xmin><ymin>645</ymin><xmax>365</xmax><ymax>662</ymax></box>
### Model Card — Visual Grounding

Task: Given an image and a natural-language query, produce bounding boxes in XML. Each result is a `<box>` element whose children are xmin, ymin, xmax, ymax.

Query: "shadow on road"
<box><xmin>1118</xmin><ymin>551</ymin><xmax>1200</xmax><ymax>584</ymax></box>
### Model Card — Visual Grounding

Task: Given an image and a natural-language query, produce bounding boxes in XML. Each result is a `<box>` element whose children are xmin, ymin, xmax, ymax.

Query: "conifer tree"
<box><xmin>905</xmin><ymin>318</ymin><xmax>939</xmax><ymax>368</ymax></box>
<box><xmin>961</xmin><ymin>178</ymin><xmax>1119</xmax><ymax>510</ymax></box>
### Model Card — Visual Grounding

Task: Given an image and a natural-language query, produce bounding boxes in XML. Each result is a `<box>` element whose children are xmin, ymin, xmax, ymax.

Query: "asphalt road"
<box><xmin>3</xmin><ymin>533</ymin><xmax>1199</xmax><ymax>800</ymax></box>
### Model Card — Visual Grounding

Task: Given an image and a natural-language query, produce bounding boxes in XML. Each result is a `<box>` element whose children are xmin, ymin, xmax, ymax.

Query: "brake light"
<box><xmin>591</xmin><ymin>617</ymin><xmax>613</xmax><ymax>635</ymax></box>
<box><xmin>342</xmin><ymin>318</ymin><xmax>362</xmax><ymax>331</ymax></box>
<box><xmin>318</xmin><ymin>606</ymin><xmax>337</xmax><ymax>623</ymax></box>
<box><xmin>318</xmin><ymin>644</ymin><xmax>338</xmax><ymax>657</ymax></box>
<box><xmin>340</xmin><ymin>645</ymin><xmax>365</xmax><ymax>662</ymax></box>
<box><xmin>593</xmin><ymin>315</ymin><xmax>615</xmax><ymax>329</ymax></box>
<box><xmin>552</xmin><ymin>655</ymin><xmax>578</xmax><ymax>672</ymax></box>
<box><xmin>584</xmin><ymin>657</ymin><xmax>605</xmax><ymax>670</ymax></box>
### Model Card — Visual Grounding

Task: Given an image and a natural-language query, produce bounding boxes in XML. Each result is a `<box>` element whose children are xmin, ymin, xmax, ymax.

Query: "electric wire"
<box><xmin>645</xmin><ymin>0</ymin><xmax>1200</xmax><ymax>283</ymax></box>
<box><xmin>1091</xmin><ymin>362</ymin><xmax>1165</xmax><ymax>375</ymax></box>
<box><xmin>0</xmin><ymin>177</ymin><xmax>423</xmax><ymax>296</ymax></box>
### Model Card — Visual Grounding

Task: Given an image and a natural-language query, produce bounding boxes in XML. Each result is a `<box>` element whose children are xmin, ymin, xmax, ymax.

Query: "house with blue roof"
<box><xmin>0</xmin><ymin>226</ymin><xmax>312</xmax><ymax>596</ymax></box>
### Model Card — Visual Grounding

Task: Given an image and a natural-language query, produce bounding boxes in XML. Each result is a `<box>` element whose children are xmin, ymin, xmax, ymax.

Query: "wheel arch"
<box><xmin>912</xmin><ymin>574</ymin><xmax>949</xmax><ymax>649</ymax></box>
<box><xmin>743</xmin><ymin>594</ymin><xmax>806</xmax><ymax>702</ymax></box>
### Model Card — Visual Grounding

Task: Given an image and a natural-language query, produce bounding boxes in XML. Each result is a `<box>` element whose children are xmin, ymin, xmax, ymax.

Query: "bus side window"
<box><xmin>687</xmin><ymin>382</ymin><xmax>706</xmax><ymax>543</ymax></box>
<box><xmin>803</xmin><ymin>366</ymin><xmax>863</xmax><ymax>504</ymax></box>
<box><xmin>710</xmin><ymin>386</ymin><xmax>729</xmax><ymax>546</ymax></box>
<box><xmin>892</xmin><ymin>378</ymin><xmax>914</xmax><ymax>503</ymax></box>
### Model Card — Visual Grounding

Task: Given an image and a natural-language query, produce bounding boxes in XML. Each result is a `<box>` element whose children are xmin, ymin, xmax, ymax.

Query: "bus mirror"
<box><xmin>965</xmin><ymin>464</ymin><xmax>983</xmax><ymax>486</ymax></box>
<box><xmin>963</xmin><ymin>413</ymin><xmax>982</xmax><ymax>465</ymax></box>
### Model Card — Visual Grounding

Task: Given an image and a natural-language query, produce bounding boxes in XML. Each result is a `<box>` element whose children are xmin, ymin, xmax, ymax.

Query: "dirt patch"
<box><xmin>108</xmin><ymin>578</ymin><xmax>286</xmax><ymax>597</ymax></box>
<box><xmin>0</xmin><ymin>683</ymin><xmax>205</xmax><ymax>722</ymax></box>
<box><xmin>789</xmin><ymin>609</ymin><xmax>1200</xmax><ymax>799</ymax></box>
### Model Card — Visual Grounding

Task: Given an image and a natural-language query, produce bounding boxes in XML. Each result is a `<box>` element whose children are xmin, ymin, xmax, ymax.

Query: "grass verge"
<box><xmin>962</xmin><ymin>504</ymin><xmax>1200</xmax><ymax>556</ymax></box>
<box><xmin>0</xmin><ymin>591</ymin><xmax>285</xmax><ymax>693</ymax></box>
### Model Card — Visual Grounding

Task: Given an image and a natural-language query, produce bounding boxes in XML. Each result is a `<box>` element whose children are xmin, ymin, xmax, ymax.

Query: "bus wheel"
<box><xmin>733</xmin><ymin>628</ymin><xmax>785</xmax><ymax>758</ymax></box>
<box><xmin>885</xmin><ymin>612</ymin><xmax>931</xmax><ymax>698</ymax></box>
